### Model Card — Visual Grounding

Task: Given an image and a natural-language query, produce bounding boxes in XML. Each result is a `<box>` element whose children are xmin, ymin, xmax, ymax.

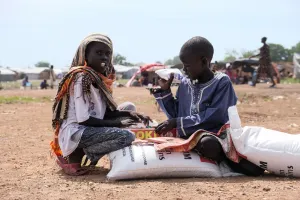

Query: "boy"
<box><xmin>154</xmin><ymin>36</ymin><xmax>236</xmax><ymax>137</ymax></box>
<box><xmin>152</xmin><ymin>36</ymin><xmax>263</xmax><ymax>176</ymax></box>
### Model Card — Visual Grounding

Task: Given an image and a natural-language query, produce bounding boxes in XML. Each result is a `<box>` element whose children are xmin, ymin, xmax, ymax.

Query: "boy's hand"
<box><xmin>155</xmin><ymin>119</ymin><xmax>176</xmax><ymax>135</ymax></box>
<box><xmin>158</xmin><ymin>73</ymin><xmax>174</xmax><ymax>90</ymax></box>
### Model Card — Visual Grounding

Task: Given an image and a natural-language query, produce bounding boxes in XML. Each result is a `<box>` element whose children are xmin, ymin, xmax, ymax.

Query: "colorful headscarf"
<box><xmin>51</xmin><ymin>34</ymin><xmax>118</xmax><ymax>156</ymax></box>
<box><xmin>71</xmin><ymin>34</ymin><xmax>114</xmax><ymax>75</ymax></box>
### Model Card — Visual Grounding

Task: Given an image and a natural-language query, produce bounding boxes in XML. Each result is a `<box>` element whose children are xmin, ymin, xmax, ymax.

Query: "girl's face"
<box><xmin>85</xmin><ymin>42</ymin><xmax>112</xmax><ymax>74</ymax></box>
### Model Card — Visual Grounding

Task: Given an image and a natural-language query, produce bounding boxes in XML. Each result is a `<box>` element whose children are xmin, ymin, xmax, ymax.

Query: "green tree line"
<box><xmin>224</xmin><ymin>42</ymin><xmax>300</xmax><ymax>62</ymax></box>
<box><xmin>34</xmin><ymin>41</ymin><xmax>300</xmax><ymax>68</ymax></box>
<box><xmin>164</xmin><ymin>41</ymin><xmax>300</xmax><ymax>65</ymax></box>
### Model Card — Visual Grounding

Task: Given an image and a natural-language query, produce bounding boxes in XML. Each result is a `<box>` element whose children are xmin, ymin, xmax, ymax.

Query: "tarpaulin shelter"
<box><xmin>231</xmin><ymin>58</ymin><xmax>258</xmax><ymax>73</ymax></box>
<box><xmin>293</xmin><ymin>53</ymin><xmax>300</xmax><ymax>78</ymax></box>
<box><xmin>232</xmin><ymin>58</ymin><xmax>280</xmax><ymax>83</ymax></box>
<box><xmin>232</xmin><ymin>58</ymin><xmax>279</xmax><ymax>75</ymax></box>
<box><xmin>126</xmin><ymin>63</ymin><xmax>168</xmax><ymax>87</ymax></box>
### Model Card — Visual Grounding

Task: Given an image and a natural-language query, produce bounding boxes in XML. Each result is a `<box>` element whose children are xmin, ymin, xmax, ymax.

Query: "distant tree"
<box><xmin>222</xmin><ymin>42</ymin><xmax>300</xmax><ymax>63</ymax></box>
<box><xmin>173</xmin><ymin>56</ymin><xmax>181</xmax><ymax>65</ymax></box>
<box><xmin>135</xmin><ymin>62</ymin><xmax>146</xmax><ymax>66</ymax></box>
<box><xmin>155</xmin><ymin>61</ymin><xmax>162</xmax><ymax>64</ymax></box>
<box><xmin>291</xmin><ymin>42</ymin><xmax>300</xmax><ymax>54</ymax></box>
<box><xmin>240</xmin><ymin>50</ymin><xmax>256</xmax><ymax>58</ymax></box>
<box><xmin>164</xmin><ymin>59</ymin><xmax>173</xmax><ymax>65</ymax></box>
<box><xmin>113</xmin><ymin>54</ymin><xmax>126</xmax><ymax>65</ymax></box>
<box><xmin>224</xmin><ymin>55</ymin><xmax>236</xmax><ymax>62</ymax></box>
<box><xmin>123</xmin><ymin>62</ymin><xmax>134</xmax><ymax>66</ymax></box>
<box><xmin>35</xmin><ymin>61</ymin><xmax>50</xmax><ymax>68</ymax></box>
<box><xmin>224</xmin><ymin>49</ymin><xmax>238</xmax><ymax>62</ymax></box>
<box><xmin>288</xmin><ymin>42</ymin><xmax>300</xmax><ymax>61</ymax></box>
<box><xmin>113</xmin><ymin>53</ymin><xmax>134</xmax><ymax>66</ymax></box>
<box><xmin>268</xmin><ymin>43</ymin><xmax>291</xmax><ymax>62</ymax></box>
<box><xmin>164</xmin><ymin>56</ymin><xmax>182</xmax><ymax>65</ymax></box>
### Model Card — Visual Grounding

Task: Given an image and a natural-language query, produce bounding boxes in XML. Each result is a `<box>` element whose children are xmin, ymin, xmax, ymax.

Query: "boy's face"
<box><xmin>180</xmin><ymin>53</ymin><xmax>208</xmax><ymax>80</ymax></box>
<box><xmin>86</xmin><ymin>42</ymin><xmax>112</xmax><ymax>74</ymax></box>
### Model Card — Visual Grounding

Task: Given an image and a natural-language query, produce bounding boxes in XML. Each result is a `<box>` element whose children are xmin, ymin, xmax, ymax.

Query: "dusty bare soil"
<box><xmin>1</xmin><ymin>84</ymin><xmax>300</xmax><ymax>200</ymax></box>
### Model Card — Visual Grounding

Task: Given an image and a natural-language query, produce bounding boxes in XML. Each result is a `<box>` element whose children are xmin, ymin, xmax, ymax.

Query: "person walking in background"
<box><xmin>249</xmin><ymin>37</ymin><xmax>276</xmax><ymax>87</ymax></box>
<box><xmin>49</xmin><ymin>65</ymin><xmax>56</xmax><ymax>89</ymax></box>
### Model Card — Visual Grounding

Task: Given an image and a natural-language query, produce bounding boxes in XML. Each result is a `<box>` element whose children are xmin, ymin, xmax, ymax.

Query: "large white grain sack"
<box><xmin>228</xmin><ymin>106</ymin><xmax>300</xmax><ymax>177</ymax></box>
<box><xmin>107</xmin><ymin>144</ymin><xmax>222</xmax><ymax>180</ymax></box>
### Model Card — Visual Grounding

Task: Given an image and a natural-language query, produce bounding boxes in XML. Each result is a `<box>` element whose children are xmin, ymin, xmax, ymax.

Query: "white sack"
<box><xmin>107</xmin><ymin>144</ymin><xmax>222</xmax><ymax>180</ymax></box>
<box><xmin>228</xmin><ymin>106</ymin><xmax>300</xmax><ymax>177</ymax></box>
<box><xmin>155</xmin><ymin>68</ymin><xmax>183</xmax><ymax>81</ymax></box>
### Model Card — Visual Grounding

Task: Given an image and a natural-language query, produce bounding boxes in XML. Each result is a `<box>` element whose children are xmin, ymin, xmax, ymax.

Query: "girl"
<box><xmin>51</xmin><ymin>34</ymin><xmax>149</xmax><ymax>175</ymax></box>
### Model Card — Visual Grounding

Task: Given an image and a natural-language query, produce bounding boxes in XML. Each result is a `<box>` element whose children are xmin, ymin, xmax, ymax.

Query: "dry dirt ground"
<box><xmin>1</xmin><ymin>84</ymin><xmax>300</xmax><ymax>200</ymax></box>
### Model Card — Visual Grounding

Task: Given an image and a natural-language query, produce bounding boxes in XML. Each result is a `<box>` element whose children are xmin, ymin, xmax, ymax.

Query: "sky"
<box><xmin>0</xmin><ymin>0</ymin><xmax>299</xmax><ymax>68</ymax></box>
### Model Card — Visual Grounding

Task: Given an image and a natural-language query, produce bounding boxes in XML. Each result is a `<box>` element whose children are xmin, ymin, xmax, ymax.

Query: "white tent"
<box><xmin>114</xmin><ymin>65</ymin><xmax>139</xmax><ymax>79</ymax></box>
<box><xmin>20</xmin><ymin>67</ymin><xmax>49</xmax><ymax>80</ymax></box>
<box><xmin>293</xmin><ymin>53</ymin><xmax>300</xmax><ymax>78</ymax></box>
<box><xmin>0</xmin><ymin>68</ymin><xmax>17</xmax><ymax>82</ymax></box>
<box><xmin>9</xmin><ymin>67</ymin><xmax>68</xmax><ymax>80</ymax></box>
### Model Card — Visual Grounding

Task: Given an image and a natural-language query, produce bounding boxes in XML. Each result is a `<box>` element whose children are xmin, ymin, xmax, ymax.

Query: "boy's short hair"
<box><xmin>180</xmin><ymin>36</ymin><xmax>214</xmax><ymax>61</ymax></box>
<box><xmin>262</xmin><ymin>37</ymin><xmax>267</xmax><ymax>42</ymax></box>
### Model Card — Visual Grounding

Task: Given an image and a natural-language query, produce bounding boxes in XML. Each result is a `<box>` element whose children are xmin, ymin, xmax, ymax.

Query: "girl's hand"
<box><xmin>129</xmin><ymin>112</ymin><xmax>152</xmax><ymax>126</ymax></box>
<box><xmin>119</xmin><ymin>119</ymin><xmax>137</xmax><ymax>127</ymax></box>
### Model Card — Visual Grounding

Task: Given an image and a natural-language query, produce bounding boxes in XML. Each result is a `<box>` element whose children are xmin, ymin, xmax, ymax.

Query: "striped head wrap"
<box><xmin>71</xmin><ymin>33</ymin><xmax>115</xmax><ymax>76</ymax></box>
